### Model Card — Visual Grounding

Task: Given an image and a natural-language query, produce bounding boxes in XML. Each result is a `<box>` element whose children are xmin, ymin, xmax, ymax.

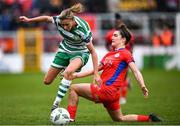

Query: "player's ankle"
<box><xmin>70</xmin><ymin>118</ymin><xmax>75</xmax><ymax>122</ymax></box>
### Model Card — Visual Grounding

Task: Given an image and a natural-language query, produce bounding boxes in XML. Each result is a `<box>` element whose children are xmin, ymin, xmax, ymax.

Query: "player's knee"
<box><xmin>69</xmin><ymin>85</ymin><xmax>80</xmax><ymax>95</ymax></box>
<box><xmin>118</xmin><ymin>116</ymin><xmax>124</xmax><ymax>122</ymax></box>
<box><xmin>43</xmin><ymin>78</ymin><xmax>52</xmax><ymax>85</ymax></box>
<box><xmin>112</xmin><ymin>116</ymin><xmax>123</xmax><ymax>122</ymax></box>
<box><xmin>69</xmin><ymin>85</ymin><xmax>76</xmax><ymax>91</ymax></box>
<box><xmin>69</xmin><ymin>85</ymin><xmax>79</xmax><ymax>98</ymax></box>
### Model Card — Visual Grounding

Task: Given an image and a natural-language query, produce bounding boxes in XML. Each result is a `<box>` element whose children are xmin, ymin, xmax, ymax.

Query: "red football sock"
<box><xmin>137</xmin><ymin>115</ymin><xmax>149</xmax><ymax>122</ymax></box>
<box><xmin>67</xmin><ymin>105</ymin><xmax>77</xmax><ymax>120</ymax></box>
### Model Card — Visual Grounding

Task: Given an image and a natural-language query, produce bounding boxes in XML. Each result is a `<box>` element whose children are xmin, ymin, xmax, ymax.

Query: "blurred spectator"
<box><xmin>152</xmin><ymin>31</ymin><xmax>161</xmax><ymax>47</ymax></box>
<box><xmin>0</xmin><ymin>1</ymin><xmax>5</xmax><ymax>13</ymax></box>
<box><xmin>107</xmin><ymin>0</ymin><xmax>119</xmax><ymax>12</ymax></box>
<box><xmin>160</xmin><ymin>25</ymin><xmax>173</xmax><ymax>46</ymax></box>
<box><xmin>156</xmin><ymin>0</ymin><xmax>179</xmax><ymax>12</ymax></box>
<box><xmin>166</xmin><ymin>0</ymin><xmax>179</xmax><ymax>11</ymax></box>
<box><xmin>18</xmin><ymin>0</ymin><xmax>32</xmax><ymax>14</ymax></box>
<box><xmin>49</xmin><ymin>0</ymin><xmax>64</xmax><ymax>14</ymax></box>
<box><xmin>4</xmin><ymin>0</ymin><xmax>16</xmax><ymax>7</ymax></box>
<box><xmin>0</xmin><ymin>0</ymin><xmax>179</xmax><ymax>31</ymax></box>
<box><xmin>1</xmin><ymin>9</ymin><xmax>11</xmax><ymax>30</ymax></box>
<box><xmin>151</xmin><ymin>24</ymin><xmax>174</xmax><ymax>47</ymax></box>
<box><xmin>156</xmin><ymin>0</ymin><xmax>167</xmax><ymax>11</ymax></box>
<box><xmin>85</xmin><ymin>0</ymin><xmax>108</xmax><ymax>12</ymax></box>
<box><xmin>32</xmin><ymin>0</ymin><xmax>50</xmax><ymax>13</ymax></box>
<box><xmin>0</xmin><ymin>37</ymin><xmax>14</xmax><ymax>53</ymax></box>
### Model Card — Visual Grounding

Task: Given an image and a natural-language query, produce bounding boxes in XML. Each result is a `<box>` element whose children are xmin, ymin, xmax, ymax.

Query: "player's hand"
<box><xmin>19</xmin><ymin>16</ymin><xmax>30</xmax><ymax>22</ymax></box>
<box><xmin>141</xmin><ymin>87</ymin><xmax>148</xmax><ymax>98</ymax></box>
<box><xmin>71</xmin><ymin>73</ymin><xmax>78</xmax><ymax>79</ymax></box>
<box><xmin>93</xmin><ymin>74</ymin><xmax>102</xmax><ymax>85</ymax></box>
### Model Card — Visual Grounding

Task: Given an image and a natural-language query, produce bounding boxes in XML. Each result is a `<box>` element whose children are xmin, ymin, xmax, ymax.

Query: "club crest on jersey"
<box><xmin>115</xmin><ymin>53</ymin><xmax>120</xmax><ymax>58</ymax></box>
<box><xmin>104</xmin><ymin>58</ymin><xmax>113</xmax><ymax>66</ymax></box>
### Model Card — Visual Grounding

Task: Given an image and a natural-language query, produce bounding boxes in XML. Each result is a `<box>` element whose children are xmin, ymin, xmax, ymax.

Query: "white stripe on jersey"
<box><xmin>64</xmin><ymin>41</ymin><xmax>86</xmax><ymax>49</ymax></box>
<box><xmin>58</xmin><ymin>48</ymin><xmax>89</xmax><ymax>53</ymax></box>
<box><xmin>74</xmin><ymin>16</ymin><xmax>90</xmax><ymax>32</ymax></box>
<box><xmin>59</xmin><ymin>42</ymin><xmax>89</xmax><ymax>52</ymax></box>
<box><xmin>57</xmin><ymin>25</ymin><xmax>74</xmax><ymax>38</ymax></box>
<box><xmin>74</xmin><ymin>29</ymin><xmax>85</xmax><ymax>37</ymax></box>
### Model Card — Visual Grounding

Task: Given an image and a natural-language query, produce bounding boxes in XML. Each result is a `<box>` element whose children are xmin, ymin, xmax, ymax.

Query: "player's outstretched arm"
<box><xmin>129</xmin><ymin>62</ymin><xmax>149</xmax><ymax>98</ymax></box>
<box><xmin>74</xmin><ymin>69</ymin><xmax>94</xmax><ymax>78</ymax></box>
<box><xmin>19</xmin><ymin>16</ymin><xmax>53</xmax><ymax>23</ymax></box>
<box><xmin>73</xmin><ymin>64</ymin><xmax>103</xmax><ymax>79</ymax></box>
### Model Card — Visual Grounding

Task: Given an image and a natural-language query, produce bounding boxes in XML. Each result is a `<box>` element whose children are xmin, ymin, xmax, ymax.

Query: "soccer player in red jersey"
<box><xmin>105</xmin><ymin>13</ymin><xmax>135</xmax><ymax>104</ymax></box>
<box><xmin>67</xmin><ymin>24</ymin><xmax>161</xmax><ymax>122</ymax></box>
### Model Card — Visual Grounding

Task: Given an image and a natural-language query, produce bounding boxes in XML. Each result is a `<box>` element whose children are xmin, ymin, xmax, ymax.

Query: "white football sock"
<box><xmin>53</xmin><ymin>78</ymin><xmax>72</xmax><ymax>106</ymax></box>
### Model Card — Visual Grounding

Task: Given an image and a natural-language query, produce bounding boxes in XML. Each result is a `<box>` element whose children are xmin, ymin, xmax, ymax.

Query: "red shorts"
<box><xmin>90</xmin><ymin>84</ymin><xmax>120</xmax><ymax>111</ymax></box>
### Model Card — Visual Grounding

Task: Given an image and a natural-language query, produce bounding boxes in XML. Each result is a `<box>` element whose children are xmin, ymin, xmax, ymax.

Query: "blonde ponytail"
<box><xmin>59</xmin><ymin>3</ymin><xmax>84</xmax><ymax>19</ymax></box>
<box><xmin>69</xmin><ymin>3</ymin><xmax>84</xmax><ymax>14</ymax></box>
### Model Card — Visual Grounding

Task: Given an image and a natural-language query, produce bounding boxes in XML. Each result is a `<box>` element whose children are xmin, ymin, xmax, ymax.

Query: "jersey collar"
<box><xmin>115</xmin><ymin>48</ymin><xmax>125</xmax><ymax>51</ymax></box>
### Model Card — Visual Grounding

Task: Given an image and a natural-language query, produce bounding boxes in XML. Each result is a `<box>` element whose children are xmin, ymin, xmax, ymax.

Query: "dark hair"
<box><xmin>117</xmin><ymin>24</ymin><xmax>131</xmax><ymax>44</ymax></box>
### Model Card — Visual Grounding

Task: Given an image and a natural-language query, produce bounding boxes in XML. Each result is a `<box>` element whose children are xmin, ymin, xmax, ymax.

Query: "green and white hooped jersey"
<box><xmin>52</xmin><ymin>16</ymin><xmax>92</xmax><ymax>54</ymax></box>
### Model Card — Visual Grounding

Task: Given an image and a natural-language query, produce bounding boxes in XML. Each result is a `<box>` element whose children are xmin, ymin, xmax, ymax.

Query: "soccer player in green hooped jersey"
<box><xmin>19</xmin><ymin>3</ymin><xmax>102</xmax><ymax>112</ymax></box>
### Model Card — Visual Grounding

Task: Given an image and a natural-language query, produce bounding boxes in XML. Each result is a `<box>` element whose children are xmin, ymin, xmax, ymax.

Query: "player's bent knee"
<box><xmin>69</xmin><ymin>85</ymin><xmax>81</xmax><ymax>94</ymax></box>
<box><xmin>118</xmin><ymin>116</ymin><xmax>124</xmax><ymax>122</ymax></box>
<box><xmin>69</xmin><ymin>85</ymin><xmax>76</xmax><ymax>91</ymax></box>
<box><xmin>112</xmin><ymin>116</ymin><xmax>123</xmax><ymax>122</ymax></box>
<box><xmin>43</xmin><ymin>79</ymin><xmax>52</xmax><ymax>85</ymax></box>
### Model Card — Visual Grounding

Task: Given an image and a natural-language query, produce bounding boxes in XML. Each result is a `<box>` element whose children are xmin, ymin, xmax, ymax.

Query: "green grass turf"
<box><xmin>0</xmin><ymin>69</ymin><xmax>180</xmax><ymax>125</ymax></box>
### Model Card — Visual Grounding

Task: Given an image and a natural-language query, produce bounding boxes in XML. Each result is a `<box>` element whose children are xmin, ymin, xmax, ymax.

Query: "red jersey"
<box><xmin>105</xmin><ymin>29</ymin><xmax>135</xmax><ymax>52</ymax></box>
<box><xmin>100</xmin><ymin>48</ymin><xmax>134</xmax><ymax>88</ymax></box>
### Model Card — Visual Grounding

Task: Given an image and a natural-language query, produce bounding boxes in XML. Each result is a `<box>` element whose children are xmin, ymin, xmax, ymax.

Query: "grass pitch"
<box><xmin>0</xmin><ymin>69</ymin><xmax>180</xmax><ymax>125</ymax></box>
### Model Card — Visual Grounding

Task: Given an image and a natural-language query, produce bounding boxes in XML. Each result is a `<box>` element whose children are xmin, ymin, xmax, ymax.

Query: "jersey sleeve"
<box><xmin>74</xmin><ymin>16</ymin><xmax>92</xmax><ymax>44</ymax></box>
<box><xmin>83</xmin><ymin>21</ymin><xmax>92</xmax><ymax>44</ymax></box>
<box><xmin>52</xmin><ymin>16</ymin><xmax>60</xmax><ymax>27</ymax></box>
<box><xmin>100</xmin><ymin>53</ymin><xmax>109</xmax><ymax>65</ymax></box>
<box><xmin>76</xmin><ymin>27</ymin><xmax>92</xmax><ymax>45</ymax></box>
<box><xmin>124</xmin><ymin>51</ymin><xmax>135</xmax><ymax>64</ymax></box>
<box><xmin>82</xmin><ymin>31</ymin><xmax>92</xmax><ymax>44</ymax></box>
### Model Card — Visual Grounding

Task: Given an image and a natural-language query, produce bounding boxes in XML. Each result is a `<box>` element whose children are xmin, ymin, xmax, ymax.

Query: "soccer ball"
<box><xmin>50</xmin><ymin>107</ymin><xmax>70</xmax><ymax>125</ymax></box>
